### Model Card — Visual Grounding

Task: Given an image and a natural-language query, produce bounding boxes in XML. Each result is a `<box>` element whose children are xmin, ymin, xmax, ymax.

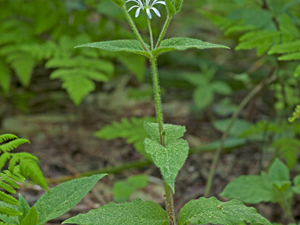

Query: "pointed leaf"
<box><xmin>194</xmin><ymin>87</ymin><xmax>214</xmax><ymax>110</ymax></box>
<box><xmin>269</xmin><ymin>158</ymin><xmax>290</xmax><ymax>181</ymax></box>
<box><xmin>63</xmin><ymin>198</ymin><xmax>168</xmax><ymax>225</ymax></box>
<box><xmin>21</xmin><ymin>206</ymin><xmax>37</xmax><ymax>225</ymax></box>
<box><xmin>152</xmin><ymin>38</ymin><xmax>229</xmax><ymax>57</ymax></box>
<box><xmin>165</xmin><ymin>0</ymin><xmax>176</xmax><ymax>16</ymax></box>
<box><xmin>113</xmin><ymin>181</ymin><xmax>135</xmax><ymax>203</ymax></box>
<box><xmin>18</xmin><ymin>194</ymin><xmax>30</xmax><ymax>224</ymax></box>
<box><xmin>110</xmin><ymin>0</ymin><xmax>125</xmax><ymax>7</ymax></box>
<box><xmin>173</xmin><ymin>0</ymin><xmax>184</xmax><ymax>13</ymax></box>
<box><xmin>143</xmin><ymin>122</ymin><xmax>186</xmax><ymax>145</ymax></box>
<box><xmin>220</xmin><ymin>175</ymin><xmax>273</xmax><ymax>204</ymax></box>
<box><xmin>34</xmin><ymin>174</ymin><xmax>107</xmax><ymax>225</ymax></box>
<box><xmin>178</xmin><ymin>197</ymin><xmax>271</xmax><ymax>225</ymax></box>
<box><xmin>75</xmin><ymin>40</ymin><xmax>151</xmax><ymax>58</ymax></box>
<box><xmin>144</xmin><ymin>138</ymin><xmax>189</xmax><ymax>192</ymax></box>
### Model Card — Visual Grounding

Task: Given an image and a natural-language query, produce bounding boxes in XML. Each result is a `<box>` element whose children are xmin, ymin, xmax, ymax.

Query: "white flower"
<box><xmin>127</xmin><ymin>0</ymin><xmax>166</xmax><ymax>19</ymax></box>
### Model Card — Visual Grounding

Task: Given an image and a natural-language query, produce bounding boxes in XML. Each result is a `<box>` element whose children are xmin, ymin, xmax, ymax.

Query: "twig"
<box><xmin>204</xmin><ymin>72</ymin><xmax>277</xmax><ymax>197</ymax></box>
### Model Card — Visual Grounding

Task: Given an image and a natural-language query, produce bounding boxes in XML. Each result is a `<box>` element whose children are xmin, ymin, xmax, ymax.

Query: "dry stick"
<box><xmin>204</xmin><ymin>72</ymin><xmax>277</xmax><ymax>198</ymax></box>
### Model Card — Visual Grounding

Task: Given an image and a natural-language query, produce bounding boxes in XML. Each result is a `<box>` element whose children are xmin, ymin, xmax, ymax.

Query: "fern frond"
<box><xmin>0</xmin><ymin>182</ymin><xmax>16</xmax><ymax>194</ymax></box>
<box><xmin>278</xmin><ymin>52</ymin><xmax>300</xmax><ymax>61</ymax></box>
<box><xmin>272</xmin><ymin>137</ymin><xmax>300</xmax><ymax>168</ymax></box>
<box><xmin>0</xmin><ymin>134</ymin><xmax>18</xmax><ymax>144</ymax></box>
<box><xmin>0</xmin><ymin>206</ymin><xmax>22</xmax><ymax>217</ymax></box>
<box><xmin>289</xmin><ymin>105</ymin><xmax>300</xmax><ymax>122</ymax></box>
<box><xmin>268</xmin><ymin>40</ymin><xmax>300</xmax><ymax>54</ymax></box>
<box><xmin>19</xmin><ymin>159</ymin><xmax>48</xmax><ymax>191</ymax></box>
<box><xmin>0</xmin><ymin>139</ymin><xmax>30</xmax><ymax>153</ymax></box>
<box><xmin>0</xmin><ymin>152</ymin><xmax>11</xmax><ymax>171</ymax></box>
<box><xmin>50</xmin><ymin>68</ymin><xmax>109</xmax><ymax>82</ymax></box>
<box><xmin>240</xmin><ymin>120</ymin><xmax>281</xmax><ymax>138</ymax></box>
<box><xmin>0</xmin><ymin>191</ymin><xmax>20</xmax><ymax>206</ymax></box>
<box><xmin>50</xmin><ymin>68</ymin><xmax>110</xmax><ymax>106</ymax></box>
<box><xmin>295</xmin><ymin>64</ymin><xmax>300</xmax><ymax>77</ymax></box>
<box><xmin>60</xmin><ymin>74</ymin><xmax>95</xmax><ymax>106</ymax></box>
<box><xmin>9</xmin><ymin>55</ymin><xmax>35</xmax><ymax>87</ymax></box>
<box><xmin>95</xmin><ymin>117</ymin><xmax>156</xmax><ymax>157</ymax></box>
<box><xmin>0</xmin><ymin>60</ymin><xmax>11</xmax><ymax>95</ymax></box>
<box><xmin>236</xmin><ymin>30</ymin><xmax>281</xmax><ymax>56</ymax></box>
<box><xmin>46</xmin><ymin>56</ymin><xmax>114</xmax><ymax>75</ymax></box>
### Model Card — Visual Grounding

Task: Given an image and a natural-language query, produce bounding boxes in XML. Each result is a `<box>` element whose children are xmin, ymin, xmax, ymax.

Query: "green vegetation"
<box><xmin>1</xmin><ymin>0</ymin><xmax>300</xmax><ymax>224</ymax></box>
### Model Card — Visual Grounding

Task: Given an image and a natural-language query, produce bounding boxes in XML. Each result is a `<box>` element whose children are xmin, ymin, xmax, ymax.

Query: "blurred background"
<box><xmin>0</xmin><ymin>0</ymin><xmax>300</xmax><ymax>224</ymax></box>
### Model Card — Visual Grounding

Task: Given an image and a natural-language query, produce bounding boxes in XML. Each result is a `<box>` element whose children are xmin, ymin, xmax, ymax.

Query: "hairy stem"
<box><xmin>204</xmin><ymin>73</ymin><xmax>277</xmax><ymax>197</ymax></box>
<box><xmin>147</xmin><ymin>17</ymin><xmax>154</xmax><ymax>50</ymax></box>
<box><xmin>155</xmin><ymin>15</ymin><xmax>172</xmax><ymax>48</ymax></box>
<box><xmin>122</xmin><ymin>7</ymin><xmax>149</xmax><ymax>52</ymax></box>
<box><xmin>150</xmin><ymin>57</ymin><xmax>176</xmax><ymax>225</ymax></box>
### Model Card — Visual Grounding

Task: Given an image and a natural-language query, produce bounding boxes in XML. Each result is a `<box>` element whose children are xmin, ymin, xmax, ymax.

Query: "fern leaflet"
<box><xmin>95</xmin><ymin>117</ymin><xmax>156</xmax><ymax>158</ymax></box>
<box><xmin>0</xmin><ymin>139</ymin><xmax>30</xmax><ymax>153</ymax></box>
<box><xmin>0</xmin><ymin>134</ymin><xmax>18</xmax><ymax>144</ymax></box>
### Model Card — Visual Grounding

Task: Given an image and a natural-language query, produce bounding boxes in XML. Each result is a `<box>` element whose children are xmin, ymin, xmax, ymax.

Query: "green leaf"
<box><xmin>117</xmin><ymin>53</ymin><xmax>145</xmax><ymax>81</ymax></box>
<box><xmin>211</xmin><ymin>81</ymin><xmax>232</xmax><ymax>95</ymax></box>
<box><xmin>152</xmin><ymin>38</ymin><xmax>229</xmax><ymax>57</ymax></box>
<box><xmin>144</xmin><ymin>138</ymin><xmax>189</xmax><ymax>193</ymax></box>
<box><xmin>269</xmin><ymin>158</ymin><xmax>290</xmax><ymax>181</ymax></box>
<box><xmin>62</xmin><ymin>75</ymin><xmax>95</xmax><ymax>106</ymax></box>
<box><xmin>165</xmin><ymin>0</ymin><xmax>176</xmax><ymax>16</ymax></box>
<box><xmin>127</xmin><ymin>175</ymin><xmax>148</xmax><ymax>189</ymax></box>
<box><xmin>173</xmin><ymin>0</ymin><xmax>184</xmax><ymax>13</ymax></box>
<box><xmin>272</xmin><ymin>180</ymin><xmax>291</xmax><ymax>191</ymax></box>
<box><xmin>113</xmin><ymin>181</ymin><xmax>136</xmax><ymax>203</ymax></box>
<box><xmin>0</xmin><ymin>134</ymin><xmax>18</xmax><ymax>144</ymax></box>
<box><xmin>143</xmin><ymin>122</ymin><xmax>187</xmax><ymax>145</ymax></box>
<box><xmin>11</xmin><ymin>56</ymin><xmax>35</xmax><ymax>87</ymax></box>
<box><xmin>113</xmin><ymin>175</ymin><xmax>148</xmax><ymax>203</ymax></box>
<box><xmin>294</xmin><ymin>64</ymin><xmax>300</xmax><ymax>77</ymax></box>
<box><xmin>75</xmin><ymin>40</ymin><xmax>151</xmax><ymax>58</ymax></box>
<box><xmin>178</xmin><ymin>197</ymin><xmax>271</xmax><ymax>225</ymax></box>
<box><xmin>95</xmin><ymin>117</ymin><xmax>156</xmax><ymax>158</ymax></box>
<box><xmin>220</xmin><ymin>175</ymin><xmax>273</xmax><ymax>204</ymax></box>
<box><xmin>293</xmin><ymin>174</ymin><xmax>300</xmax><ymax>186</ymax></box>
<box><xmin>18</xmin><ymin>194</ymin><xmax>30</xmax><ymax>224</ymax></box>
<box><xmin>0</xmin><ymin>206</ymin><xmax>22</xmax><ymax>217</ymax></box>
<box><xmin>213</xmin><ymin>119</ymin><xmax>252</xmax><ymax>137</ymax></box>
<box><xmin>34</xmin><ymin>174</ymin><xmax>107</xmax><ymax>225</ymax></box>
<box><xmin>0</xmin><ymin>60</ymin><xmax>11</xmax><ymax>95</ymax></box>
<box><xmin>63</xmin><ymin>199</ymin><xmax>168</xmax><ymax>225</ymax></box>
<box><xmin>110</xmin><ymin>0</ymin><xmax>125</xmax><ymax>7</ymax></box>
<box><xmin>21</xmin><ymin>206</ymin><xmax>37</xmax><ymax>225</ymax></box>
<box><xmin>19</xmin><ymin>158</ymin><xmax>49</xmax><ymax>191</ymax></box>
<box><xmin>0</xmin><ymin>138</ymin><xmax>30</xmax><ymax>152</ymax></box>
<box><xmin>194</xmin><ymin>87</ymin><xmax>214</xmax><ymax>110</ymax></box>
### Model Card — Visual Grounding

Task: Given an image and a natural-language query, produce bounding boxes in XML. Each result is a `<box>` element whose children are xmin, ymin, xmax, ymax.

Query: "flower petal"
<box><xmin>151</xmin><ymin>7</ymin><xmax>161</xmax><ymax>17</ymax></box>
<box><xmin>146</xmin><ymin>8</ymin><xmax>152</xmax><ymax>19</ymax></box>
<box><xmin>154</xmin><ymin>1</ymin><xmax>166</xmax><ymax>5</ymax></box>
<box><xmin>126</xmin><ymin>0</ymin><xmax>143</xmax><ymax>7</ymax></box>
<box><xmin>146</xmin><ymin>0</ymin><xmax>151</xmax><ymax>6</ymax></box>
<box><xmin>135</xmin><ymin>7</ymin><xmax>141</xmax><ymax>17</ymax></box>
<box><xmin>128</xmin><ymin>5</ymin><xmax>139</xmax><ymax>12</ymax></box>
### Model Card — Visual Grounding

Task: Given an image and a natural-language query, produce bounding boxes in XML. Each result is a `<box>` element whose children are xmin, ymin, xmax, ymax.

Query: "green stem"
<box><xmin>150</xmin><ymin>58</ymin><xmax>164</xmax><ymax>133</ymax></box>
<box><xmin>122</xmin><ymin>7</ymin><xmax>149</xmax><ymax>52</ymax></box>
<box><xmin>280</xmin><ymin>191</ymin><xmax>295</xmax><ymax>223</ymax></box>
<box><xmin>155</xmin><ymin>15</ymin><xmax>172</xmax><ymax>48</ymax></box>
<box><xmin>150</xmin><ymin>57</ymin><xmax>176</xmax><ymax>225</ymax></box>
<box><xmin>204</xmin><ymin>73</ymin><xmax>277</xmax><ymax>197</ymax></box>
<box><xmin>147</xmin><ymin>17</ymin><xmax>154</xmax><ymax>50</ymax></box>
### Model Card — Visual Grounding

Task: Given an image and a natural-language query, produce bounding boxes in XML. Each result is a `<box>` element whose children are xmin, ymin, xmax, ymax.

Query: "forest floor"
<box><xmin>1</xmin><ymin>94</ymin><xmax>299</xmax><ymax>225</ymax></box>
